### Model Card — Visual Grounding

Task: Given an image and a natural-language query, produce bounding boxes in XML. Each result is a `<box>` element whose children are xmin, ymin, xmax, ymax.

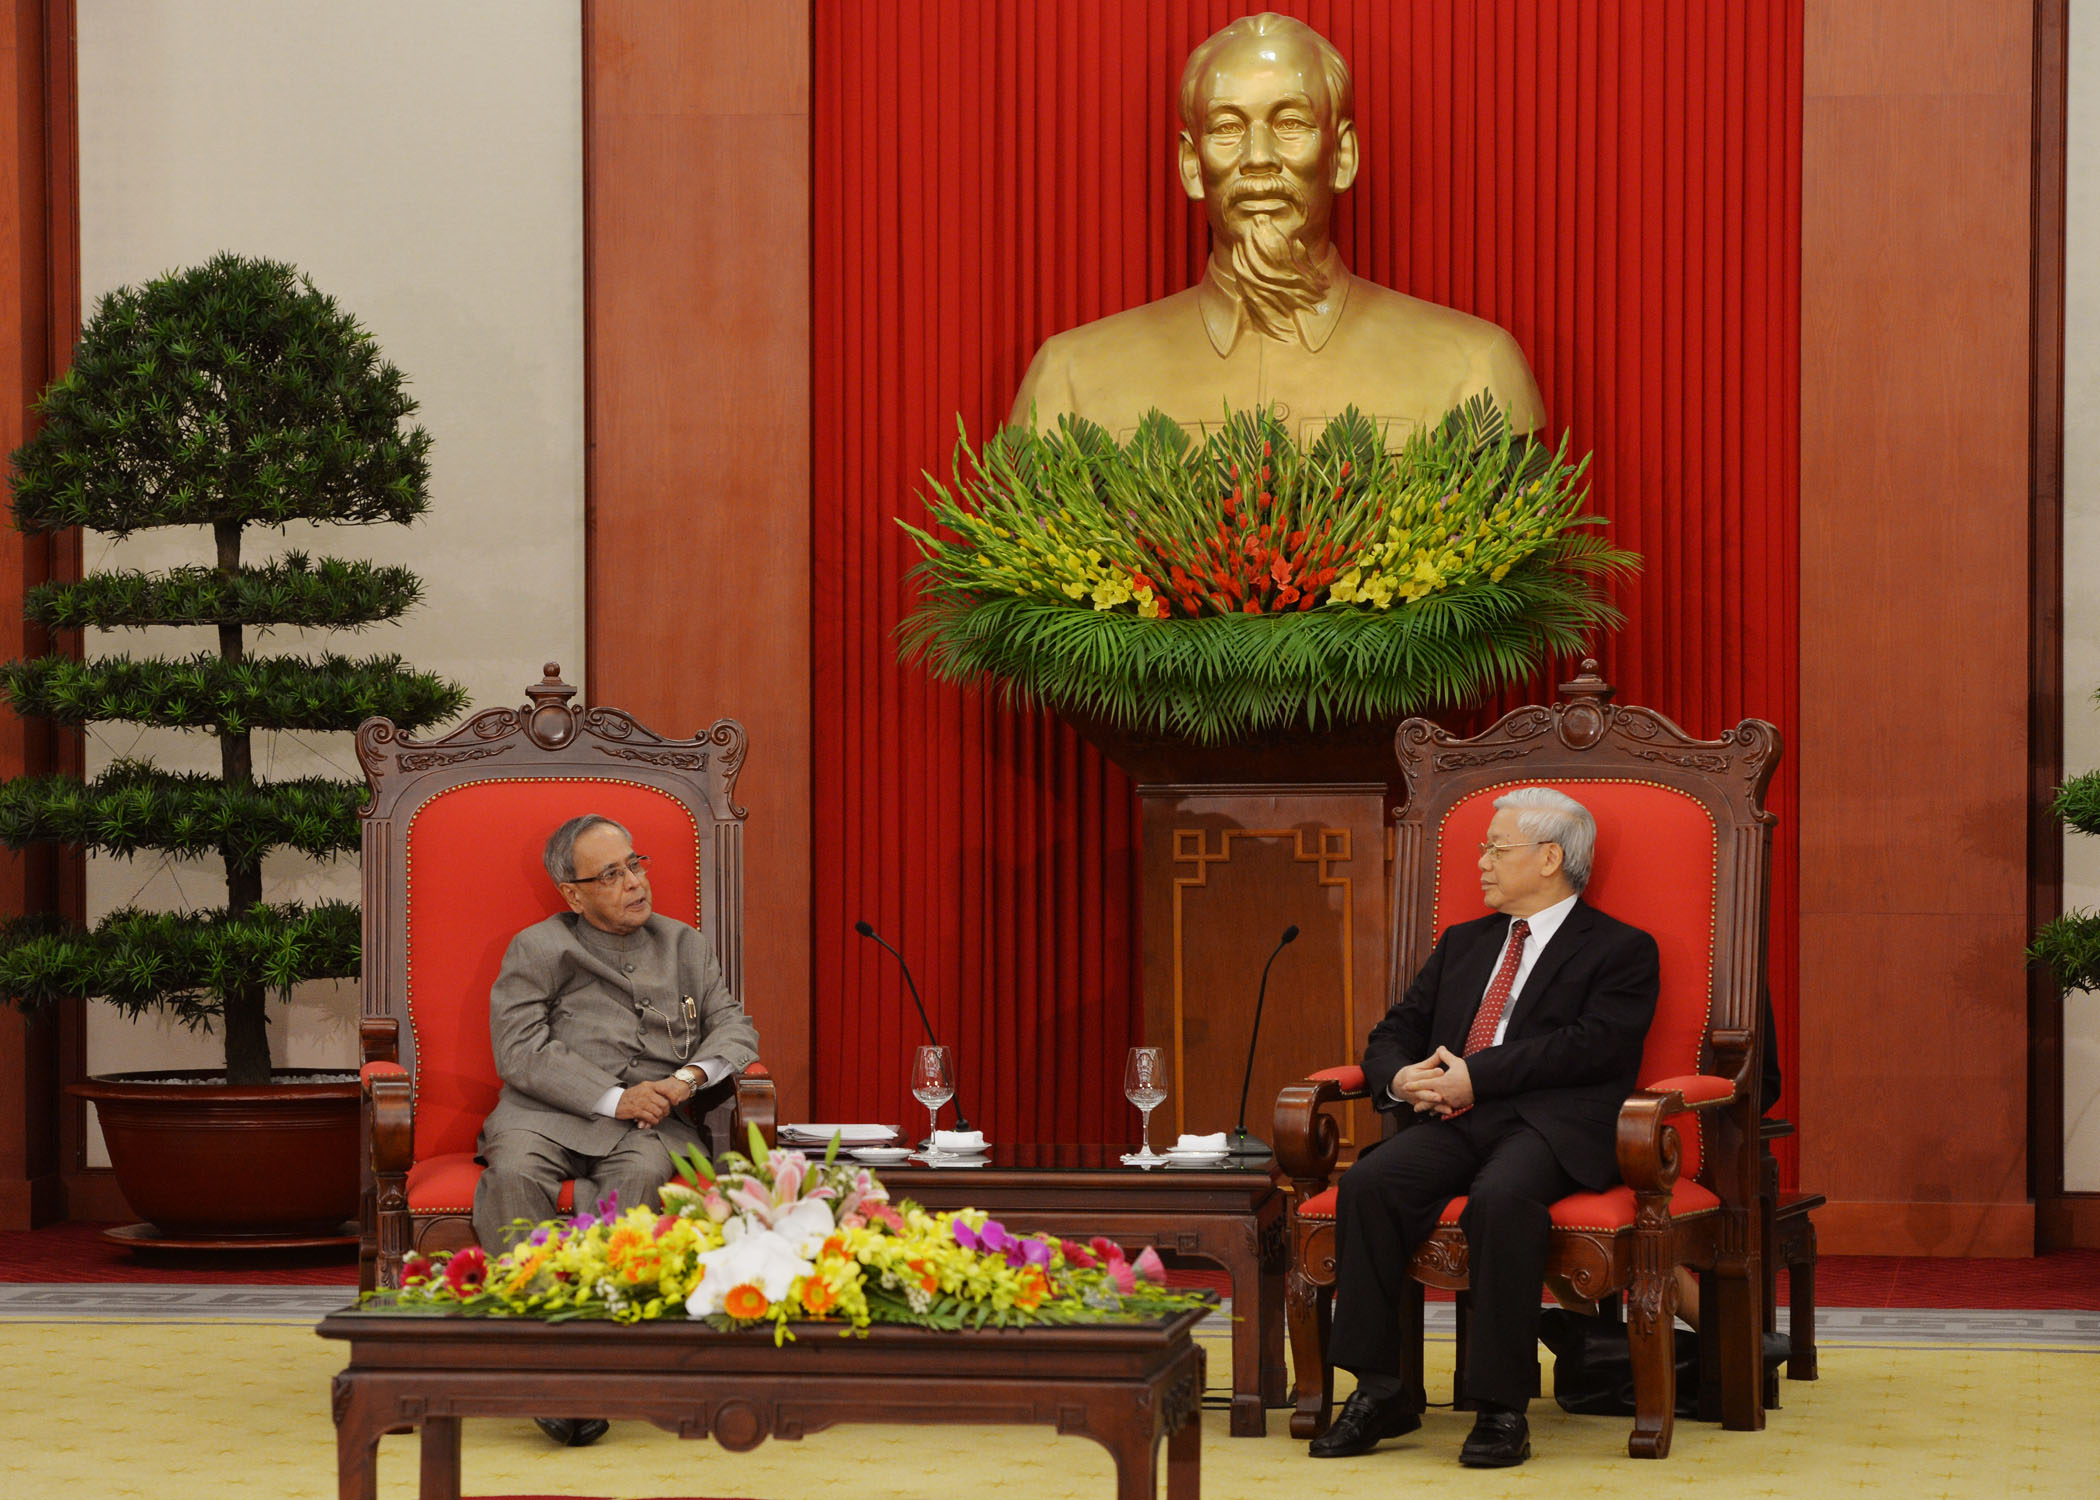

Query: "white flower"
<box><xmin>772</xmin><ymin>1197</ymin><xmax>835</xmax><ymax>1254</ymax></box>
<box><xmin>685</xmin><ymin>1229</ymin><xmax>815</xmax><ymax>1317</ymax></box>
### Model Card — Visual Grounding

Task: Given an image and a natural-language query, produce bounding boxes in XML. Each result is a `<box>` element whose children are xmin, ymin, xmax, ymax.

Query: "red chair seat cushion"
<box><xmin>1293</xmin><ymin>1176</ymin><xmax>1718</xmax><ymax>1228</ymax></box>
<box><xmin>407</xmin><ymin>1152</ymin><xmax>575</xmax><ymax>1217</ymax></box>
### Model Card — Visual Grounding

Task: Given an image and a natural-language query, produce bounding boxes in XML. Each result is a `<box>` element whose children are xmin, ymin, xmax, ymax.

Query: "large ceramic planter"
<box><xmin>69</xmin><ymin>1070</ymin><xmax>360</xmax><ymax>1248</ymax></box>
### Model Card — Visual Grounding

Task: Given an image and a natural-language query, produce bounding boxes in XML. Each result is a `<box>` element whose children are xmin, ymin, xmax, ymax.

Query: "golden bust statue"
<box><xmin>1009</xmin><ymin>12</ymin><xmax>1545</xmax><ymax>445</ymax></box>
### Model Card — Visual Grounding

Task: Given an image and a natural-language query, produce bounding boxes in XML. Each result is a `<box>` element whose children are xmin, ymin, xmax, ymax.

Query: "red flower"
<box><xmin>401</xmin><ymin>1255</ymin><xmax>433</xmax><ymax>1286</ymax></box>
<box><xmin>442</xmin><ymin>1245</ymin><xmax>487</xmax><ymax>1295</ymax></box>
<box><xmin>1270</xmin><ymin>557</ymin><xmax>1293</xmax><ymax>584</ymax></box>
<box><xmin>1297</xmin><ymin>591</ymin><xmax>1317</xmax><ymax>611</ymax></box>
<box><xmin>1223</xmin><ymin>495</ymin><xmax>1237</xmax><ymax>518</ymax></box>
<box><xmin>1277</xmin><ymin>585</ymin><xmax>1301</xmax><ymax>605</ymax></box>
<box><xmin>1243</xmin><ymin>599</ymin><xmax>1263</xmax><ymax>614</ymax></box>
<box><xmin>1060</xmin><ymin>1238</ymin><xmax>1097</xmax><ymax>1269</ymax></box>
<box><xmin>1288</xmin><ymin>529</ymin><xmax>1307</xmax><ymax>550</ymax></box>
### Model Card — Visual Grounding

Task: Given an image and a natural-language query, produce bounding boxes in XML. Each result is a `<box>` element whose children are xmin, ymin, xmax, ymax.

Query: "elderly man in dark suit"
<box><xmin>473</xmin><ymin>813</ymin><xmax>760</xmax><ymax>1446</ymax></box>
<box><xmin>1311</xmin><ymin>786</ymin><xmax>1659</xmax><ymax>1468</ymax></box>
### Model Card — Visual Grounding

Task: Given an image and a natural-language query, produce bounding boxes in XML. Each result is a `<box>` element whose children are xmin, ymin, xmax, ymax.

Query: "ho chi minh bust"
<box><xmin>1009</xmin><ymin>12</ymin><xmax>1545</xmax><ymax>448</ymax></box>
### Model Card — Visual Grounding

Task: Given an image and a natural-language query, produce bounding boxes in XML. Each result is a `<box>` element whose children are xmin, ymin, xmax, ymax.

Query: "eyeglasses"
<box><xmin>1477</xmin><ymin>840</ymin><xmax>1547</xmax><ymax>859</ymax></box>
<box><xmin>569</xmin><ymin>853</ymin><xmax>651</xmax><ymax>888</ymax></box>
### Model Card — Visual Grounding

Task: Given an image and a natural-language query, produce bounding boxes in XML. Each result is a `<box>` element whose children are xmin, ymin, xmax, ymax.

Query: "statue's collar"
<box><xmin>1198</xmin><ymin>247</ymin><xmax>1352</xmax><ymax>356</ymax></box>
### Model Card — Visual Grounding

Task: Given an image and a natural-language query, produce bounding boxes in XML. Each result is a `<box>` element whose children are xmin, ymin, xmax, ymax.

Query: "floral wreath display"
<box><xmin>898</xmin><ymin>398</ymin><xmax>1637</xmax><ymax>744</ymax></box>
<box><xmin>364</xmin><ymin>1130</ymin><xmax>1210</xmax><ymax>1341</ymax></box>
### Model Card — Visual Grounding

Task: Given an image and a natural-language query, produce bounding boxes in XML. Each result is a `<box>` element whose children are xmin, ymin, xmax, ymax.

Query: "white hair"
<box><xmin>544</xmin><ymin>814</ymin><xmax>631</xmax><ymax>884</ymax></box>
<box><xmin>1491</xmin><ymin>787</ymin><xmax>1596</xmax><ymax>893</ymax></box>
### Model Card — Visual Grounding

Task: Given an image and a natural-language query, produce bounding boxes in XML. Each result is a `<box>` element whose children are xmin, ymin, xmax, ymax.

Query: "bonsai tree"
<box><xmin>0</xmin><ymin>253</ymin><xmax>466</xmax><ymax>1085</ymax></box>
<box><xmin>2034</xmin><ymin>704</ymin><xmax>2100</xmax><ymax>995</ymax></box>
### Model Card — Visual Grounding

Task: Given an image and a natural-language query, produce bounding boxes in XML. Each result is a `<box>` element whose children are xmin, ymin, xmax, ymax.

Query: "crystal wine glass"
<box><xmin>1124</xmin><ymin>1045</ymin><xmax>1168</xmax><ymax>1162</ymax></box>
<box><xmin>910</xmin><ymin>1043</ymin><xmax>955</xmax><ymax>1150</ymax></box>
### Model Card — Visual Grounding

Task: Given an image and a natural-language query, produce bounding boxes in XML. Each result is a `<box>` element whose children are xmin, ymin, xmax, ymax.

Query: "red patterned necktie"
<box><xmin>1463</xmin><ymin>918</ymin><xmax>1531</xmax><ymax>1057</ymax></box>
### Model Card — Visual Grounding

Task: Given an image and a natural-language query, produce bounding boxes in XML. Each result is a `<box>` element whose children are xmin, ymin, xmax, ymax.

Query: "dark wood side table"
<box><xmin>877</xmin><ymin>1144</ymin><xmax>1286</xmax><ymax>1437</ymax></box>
<box><xmin>318</xmin><ymin>1307</ymin><xmax>1206</xmax><ymax>1500</ymax></box>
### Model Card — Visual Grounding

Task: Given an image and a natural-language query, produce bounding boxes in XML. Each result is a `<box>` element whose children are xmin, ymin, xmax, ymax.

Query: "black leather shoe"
<box><xmin>1307</xmin><ymin>1388</ymin><xmax>1422</xmax><ymax>1457</ymax></box>
<box><xmin>1458</xmin><ymin>1408</ymin><xmax>1529</xmax><ymax>1467</ymax></box>
<box><xmin>534</xmin><ymin>1417</ymin><xmax>609</xmax><ymax>1447</ymax></box>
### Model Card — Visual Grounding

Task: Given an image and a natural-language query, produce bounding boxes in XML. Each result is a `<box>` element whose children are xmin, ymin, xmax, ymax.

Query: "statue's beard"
<box><xmin>1222</xmin><ymin>177</ymin><xmax>1331</xmax><ymax>340</ymax></box>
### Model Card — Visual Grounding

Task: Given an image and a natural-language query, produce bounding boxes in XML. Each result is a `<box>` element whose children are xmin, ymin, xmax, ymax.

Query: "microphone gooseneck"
<box><xmin>1229</xmin><ymin>924</ymin><xmax>1300</xmax><ymax>1156</ymax></box>
<box><xmin>854</xmin><ymin>919</ymin><xmax>971</xmax><ymax>1132</ymax></box>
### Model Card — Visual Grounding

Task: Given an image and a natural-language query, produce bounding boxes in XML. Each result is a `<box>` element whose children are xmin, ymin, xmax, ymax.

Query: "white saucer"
<box><xmin>1164</xmin><ymin>1149</ymin><xmax>1229</xmax><ymax>1163</ymax></box>
<box><xmin>910</xmin><ymin>1152</ymin><xmax>988</xmax><ymax>1168</ymax></box>
<box><xmin>851</xmin><ymin>1146</ymin><xmax>913</xmax><ymax>1164</ymax></box>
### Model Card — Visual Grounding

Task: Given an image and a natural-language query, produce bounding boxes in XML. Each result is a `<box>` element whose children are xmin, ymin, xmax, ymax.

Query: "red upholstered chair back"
<box><xmin>1389</xmin><ymin>665</ymin><xmax>1778</xmax><ymax>1195</ymax></box>
<box><xmin>400</xmin><ymin>780</ymin><xmax>704</xmax><ymax>1162</ymax></box>
<box><xmin>1429</xmin><ymin>780</ymin><xmax>1718</xmax><ymax>1174</ymax></box>
<box><xmin>357</xmin><ymin>665</ymin><xmax>748</xmax><ymax>1166</ymax></box>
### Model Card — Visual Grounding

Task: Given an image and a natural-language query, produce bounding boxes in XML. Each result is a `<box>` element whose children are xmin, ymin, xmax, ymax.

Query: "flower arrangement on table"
<box><xmin>362</xmin><ymin>1128</ymin><xmax>1207</xmax><ymax>1343</ymax></box>
<box><xmin>897</xmin><ymin>397</ymin><xmax>1638</xmax><ymax>743</ymax></box>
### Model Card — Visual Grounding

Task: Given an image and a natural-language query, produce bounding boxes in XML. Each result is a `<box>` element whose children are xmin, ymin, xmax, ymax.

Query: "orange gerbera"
<box><xmin>723</xmin><ymin>1283</ymin><xmax>770</xmax><ymax>1319</ymax></box>
<box><xmin>801</xmin><ymin>1278</ymin><xmax>837</xmax><ymax>1314</ymax></box>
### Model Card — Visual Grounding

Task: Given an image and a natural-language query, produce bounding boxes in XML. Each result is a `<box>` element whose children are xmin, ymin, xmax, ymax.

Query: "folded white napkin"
<box><xmin>933</xmin><ymin>1129</ymin><xmax>986</xmax><ymax>1151</ymax></box>
<box><xmin>1173</xmin><ymin>1132</ymin><xmax>1228</xmax><ymax>1152</ymax></box>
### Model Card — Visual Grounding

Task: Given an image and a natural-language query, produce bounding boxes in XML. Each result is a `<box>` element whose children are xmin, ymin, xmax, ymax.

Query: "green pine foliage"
<box><xmin>0</xmin><ymin>653</ymin><xmax>464</xmax><ymax>731</ymax></box>
<box><xmin>25</xmin><ymin>554</ymin><xmax>422</xmax><ymax>630</ymax></box>
<box><xmin>9</xmin><ymin>254</ymin><xmax>429</xmax><ymax>536</ymax></box>
<box><xmin>0</xmin><ymin>253</ymin><xmax>465</xmax><ymax>1083</ymax></box>
<box><xmin>2032</xmin><ymin>704</ymin><xmax>2100</xmax><ymax>995</ymax></box>
<box><xmin>0</xmin><ymin>903</ymin><xmax>360</xmax><ymax>1024</ymax></box>
<box><xmin>0</xmin><ymin>761</ymin><xmax>361</xmax><ymax>866</ymax></box>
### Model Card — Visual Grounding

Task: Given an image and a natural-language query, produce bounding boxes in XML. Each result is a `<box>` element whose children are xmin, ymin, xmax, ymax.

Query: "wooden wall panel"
<box><xmin>583</xmin><ymin>1</ymin><xmax>813</xmax><ymax>1114</ymax></box>
<box><xmin>1798</xmin><ymin>1</ymin><xmax>2036</xmax><ymax>1254</ymax></box>
<box><xmin>0</xmin><ymin>0</ymin><xmax>71</xmax><ymax>1230</ymax></box>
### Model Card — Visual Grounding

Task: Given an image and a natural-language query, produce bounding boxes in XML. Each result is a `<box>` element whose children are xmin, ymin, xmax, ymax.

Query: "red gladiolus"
<box><xmin>1208</xmin><ymin>593</ymin><xmax>1229</xmax><ymax>612</ymax></box>
<box><xmin>1288</xmin><ymin>529</ymin><xmax>1307</xmax><ymax>550</ymax></box>
<box><xmin>1262</xmin><ymin>441</ymin><xmax>1272</xmax><ymax>458</ymax></box>
<box><xmin>1131</xmin><ymin>572</ymin><xmax>1154</xmax><ymax>592</ymax></box>
<box><xmin>1298</xmin><ymin>591</ymin><xmax>1318</xmax><ymax>611</ymax></box>
<box><xmin>1339</xmin><ymin>461</ymin><xmax>1351</xmax><ymax>477</ymax></box>
<box><xmin>1259</xmin><ymin>491</ymin><xmax>1273</xmax><ymax>509</ymax></box>
<box><xmin>1223</xmin><ymin>495</ymin><xmax>1237</xmax><ymax>518</ymax></box>
<box><xmin>1243</xmin><ymin>599</ymin><xmax>1263</xmax><ymax>614</ymax></box>
<box><xmin>1277</xmin><ymin>585</ymin><xmax>1301</xmax><ymax>604</ymax></box>
<box><xmin>1270</xmin><ymin>557</ymin><xmax>1292</xmax><ymax>583</ymax></box>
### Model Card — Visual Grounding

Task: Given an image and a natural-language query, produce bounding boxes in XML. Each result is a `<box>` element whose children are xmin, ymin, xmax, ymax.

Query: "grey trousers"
<box><xmin>473</xmin><ymin>1125</ymin><xmax>679</xmax><ymax>1252</ymax></box>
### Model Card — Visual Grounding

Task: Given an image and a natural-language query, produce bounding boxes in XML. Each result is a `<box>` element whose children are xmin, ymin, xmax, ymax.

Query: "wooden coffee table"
<box><xmin>318</xmin><ymin>1306</ymin><xmax>1206</xmax><ymax>1500</ymax></box>
<box><xmin>875</xmin><ymin>1144</ymin><xmax>1285</xmax><ymax>1436</ymax></box>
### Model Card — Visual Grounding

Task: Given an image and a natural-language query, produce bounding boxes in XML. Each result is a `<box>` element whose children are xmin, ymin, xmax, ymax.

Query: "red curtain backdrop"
<box><xmin>811</xmin><ymin>1</ymin><xmax>1802</xmax><ymax>1170</ymax></box>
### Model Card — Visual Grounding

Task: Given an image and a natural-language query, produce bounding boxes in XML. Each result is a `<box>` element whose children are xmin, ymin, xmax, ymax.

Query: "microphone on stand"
<box><xmin>1227</xmin><ymin>924</ymin><xmax>1299</xmax><ymax>1158</ymax></box>
<box><xmin>854</xmin><ymin>919</ymin><xmax>971</xmax><ymax>1132</ymax></box>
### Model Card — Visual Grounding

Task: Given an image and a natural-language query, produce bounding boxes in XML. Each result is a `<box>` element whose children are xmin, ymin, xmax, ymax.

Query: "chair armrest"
<box><xmin>362</xmin><ymin>1061</ymin><xmax>413</xmax><ymax>1177</ymax></box>
<box><xmin>1275</xmin><ymin>1066</ymin><xmax>1370</xmax><ymax>1192</ymax></box>
<box><xmin>360</xmin><ymin>1015</ymin><xmax>398</xmax><ymax>1066</ymax></box>
<box><xmin>1614</xmin><ymin>1075</ymin><xmax>1731</xmax><ymax>1194</ymax></box>
<box><xmin>733</xmin><ymin>1066</ymin><xmax>777</xmax><ymax>1149</ymax></box>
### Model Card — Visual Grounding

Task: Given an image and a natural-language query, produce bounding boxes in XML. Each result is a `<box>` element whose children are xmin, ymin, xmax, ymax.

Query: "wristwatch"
<box><xmin>673</xmin><ymin>1065</ymin><xmax>704</xmax><ymax>1099</ymax></box>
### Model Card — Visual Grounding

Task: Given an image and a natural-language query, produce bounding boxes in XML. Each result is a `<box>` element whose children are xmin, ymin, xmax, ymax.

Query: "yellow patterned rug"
<box><xmin>1</xmin><ymin>1319</ymin><xmax>2093</xmax><ymax>1498</ymax></box>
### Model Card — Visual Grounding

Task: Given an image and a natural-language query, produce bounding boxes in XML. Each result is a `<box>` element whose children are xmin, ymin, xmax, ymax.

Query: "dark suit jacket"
<box><xmin>1361</xmin><ymin>900</ymin><xmax>1660</xmax><ymax>1192</ymax></box>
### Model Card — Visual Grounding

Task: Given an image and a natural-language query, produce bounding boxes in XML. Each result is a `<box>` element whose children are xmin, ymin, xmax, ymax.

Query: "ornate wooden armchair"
<box><xmin>1274</xmin><ymin>664</ymin><xmax>1777</xmax><ymax>1458</ymax></box>
<box><xmin>354</xmin><ymin>665</ymin><xmax>776</xmax><ymax>1293</ymax></box>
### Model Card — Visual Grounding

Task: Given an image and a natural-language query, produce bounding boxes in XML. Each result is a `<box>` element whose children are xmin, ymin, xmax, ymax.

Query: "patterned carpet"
<box><xmin>0</xmin><ymin>1319</ymin><xmax>2093</xmax><ymax>1499</ymax></box>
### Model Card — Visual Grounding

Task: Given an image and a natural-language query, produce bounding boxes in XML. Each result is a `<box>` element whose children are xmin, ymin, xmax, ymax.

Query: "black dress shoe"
<box><xmin>534</xmin><ymin>1417</ymin><xmax>609</xmax><ymax>1447</ymax></box>
<box><xmin>1458</xmin><ymin>1408</ymin><xmax>1529</xmax><ymax>1467</ymax></box>
<box><xmin>1307</xmin><ymin>1388</ymin><xmax>1422</xmax><ymax>1457</ymax></box>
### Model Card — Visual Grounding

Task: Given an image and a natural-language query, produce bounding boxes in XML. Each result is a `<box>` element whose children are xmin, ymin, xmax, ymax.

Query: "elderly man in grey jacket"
<box><xmin>472</xmin><ymin>813</ymin><xmax>761</xmax><ymax>1255</ymax></box>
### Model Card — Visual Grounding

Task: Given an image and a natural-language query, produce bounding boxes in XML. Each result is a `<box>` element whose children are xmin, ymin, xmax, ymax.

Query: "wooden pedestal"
<box><xmin>1135</xmin><ymin>783</ymin><xmax>1386</xmax><ymax>1152</ymax></box>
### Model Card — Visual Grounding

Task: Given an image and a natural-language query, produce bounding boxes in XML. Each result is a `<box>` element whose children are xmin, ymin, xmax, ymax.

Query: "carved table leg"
<box><xmin>1166</xmin><ymin>1393</ymin><xmax>1201</xmax><ymax>1500</ymax></box>
<box><xmin>1258</xmin><ymin>1205</ymin><xmax>1288</xmax><ymax>1409</ymax></box>
<box><xmin>331</xmin><ymin>1376</ymin><xmax>382</xmax><ymax>1500</ymax></box>
<box><xmin>1225</xmin><ymin>1231</ymin><xmax>1266</xmax><ymax>1437</ymax></box>
<box><xmin>418</xmin><ymin>1415</ymin><xmax>461</xmax><ymax>1500</ymax></box>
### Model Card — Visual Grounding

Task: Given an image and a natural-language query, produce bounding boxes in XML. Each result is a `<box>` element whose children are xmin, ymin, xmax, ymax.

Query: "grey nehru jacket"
<box><xmin>476</xmin><ymin>911</ymin><xmax>761</xmax><ymax>1159</ymax></box>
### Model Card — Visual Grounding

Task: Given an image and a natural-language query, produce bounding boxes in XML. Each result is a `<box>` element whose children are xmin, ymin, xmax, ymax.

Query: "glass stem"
<box><xmin>1139</xmin><ymin>1103</ymin><xmax>1156</xmax><ymax>1154</ymax></box>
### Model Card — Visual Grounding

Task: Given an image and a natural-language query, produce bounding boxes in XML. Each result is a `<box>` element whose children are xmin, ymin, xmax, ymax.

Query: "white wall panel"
<box><xmin>73</xmin><ymin>1</ymin><xmax>583</xmax><ymax>1158</ymax></box>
